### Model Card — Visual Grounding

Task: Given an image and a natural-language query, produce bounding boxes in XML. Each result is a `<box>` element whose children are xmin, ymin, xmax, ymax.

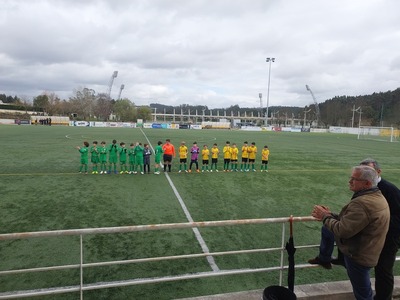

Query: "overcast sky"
<box><xmin>1</xmin><ymin>0</ymin><xmax>399</xmax><ymax>109</ymax></box>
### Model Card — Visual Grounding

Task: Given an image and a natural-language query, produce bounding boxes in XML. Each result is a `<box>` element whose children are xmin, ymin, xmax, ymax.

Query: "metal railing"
<box><xmin>0</xmin><ymin>216</ymin><xmax>318</xmax><ymax>299</ymax></box>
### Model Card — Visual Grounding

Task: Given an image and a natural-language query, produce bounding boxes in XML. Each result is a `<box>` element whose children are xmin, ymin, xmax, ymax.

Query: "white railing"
<box><xmin>0</xmin><ymin>216</ymin><xmax>318</xmax><ymax>299</ymax></box>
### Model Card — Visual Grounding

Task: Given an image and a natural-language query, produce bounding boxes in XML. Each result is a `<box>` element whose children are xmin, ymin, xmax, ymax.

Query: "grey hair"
<box><xmin>353</xmin><ymin>165</ymin><xmax>379</xmax><ymax>187</ymax></box>
<box><xmin>359</xmin><ymin>158</ymin><xmax>381</xmax><ymax>172</ymax></box>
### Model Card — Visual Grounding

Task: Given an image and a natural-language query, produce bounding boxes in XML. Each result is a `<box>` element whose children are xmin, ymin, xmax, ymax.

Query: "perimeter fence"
<box><xmin>0</xmin><ymin>216</ymin><xmax>343</xmax><ymax>299</ymax></box>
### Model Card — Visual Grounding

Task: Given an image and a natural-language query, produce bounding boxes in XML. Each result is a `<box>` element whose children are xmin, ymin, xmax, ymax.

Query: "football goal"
<box><xmin>358</xmin><ymin>126</ymin><xmax>399</xmax><ymax>142</ymax></box>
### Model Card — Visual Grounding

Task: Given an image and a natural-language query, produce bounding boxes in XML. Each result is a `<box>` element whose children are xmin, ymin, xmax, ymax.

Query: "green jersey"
<box><xmin>90</xmin><ymin>146</ymin><xmax>99</xmax><ymax>163</ymax></box>
<box><xmin>119</xmin><ymin>146</ymin><xmax>127</xmax><ymax>163</ymax></box>
<box><xmin>128</xmin><ymin>148</ymin><xmax>136</xmax><ymax>163</ymax></box>
<box><xmin>134</xmin><ymin>145</ymin><xmax>144</xmax><ymax>165</ymax></box>
<box><xmin>79</xmin><ymin>147</ymin><xmax>89</xmax><ymax>164</ymax></box>
<box><xmin>155</xmin><ymin>145</ymin><xmax>163</xmax><ymax>163</ymax></box>
<box><xmin>99</xmin><ymin>146</ymin><xmax>108</xmax><ymax>163</ymax></box>
<box><xmin>108</xmin><ymin>143</ymin><xmax>118</xmax><ymax>163</ymax></box>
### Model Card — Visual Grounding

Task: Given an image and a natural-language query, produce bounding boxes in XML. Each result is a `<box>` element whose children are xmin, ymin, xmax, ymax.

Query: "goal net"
<box><xmin>358</xmin><ymin>126</ymin><xmax>399</xmax><ymax>142</ymax></box>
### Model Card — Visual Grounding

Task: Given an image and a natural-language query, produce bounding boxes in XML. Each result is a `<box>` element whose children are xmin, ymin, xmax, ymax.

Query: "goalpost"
<box><xmin>358</xmin><ymin>126</ymin><xmax>399</xmax><ymax>142</ymax></box>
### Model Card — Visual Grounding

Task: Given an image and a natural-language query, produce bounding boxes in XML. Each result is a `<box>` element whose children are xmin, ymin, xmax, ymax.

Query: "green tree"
<box><xmin>33</xmin><ymin>94</ymin><xmax>49</xmax><ymax>113</ymax></box>
<box><xmin>113</xmin><ymin>98</ymin><xmax>136</xmax><ymax>121</ymax></box>
<box><xmin>69</xmin><ymin>88</ymin><xmax>96</xmax><ymax>120</ymax></box>
<box><xmin>94</xmin><ymin>93</ymin><xmax>113</xmax><ymax>121</ymax></box>
<box><xmin>137</xmin><ymin>106</ymin><xmax>152</xmax><ymax>122</ymax></box>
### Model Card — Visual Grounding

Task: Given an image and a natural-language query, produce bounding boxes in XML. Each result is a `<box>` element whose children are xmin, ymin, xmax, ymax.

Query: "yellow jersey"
<box><xmin>202</xmin><ymin>148</ymin><xmax>210</xmax><ymax>160</ymax></box>
<box><xmin>223</xmin><ymin>146</ymin><xmax>231</xmax><ymax>159</ymax></box>
<box><xmin>241</xmin><ymin>145</ymin><xmax>249</xmax><ymax>158</ymax></box>
<box><xmin>230</xmin><ymin>147</ymin><xmax>239</xmax><ymax>160</ymax></box>
<box><xmin>248</xmin><ymin>145</ymin><xmax>257</xmax><ymax>159</ymax></box>
<box><xmin>179</xmin><ymin>145</ymin><xmax>188</xmax><ymax>159</ymax></box>
<box><xmin>262</xmin><ymin>148</ymin><xmax>270</xmax><ymax>161</ymax></box>
<box><xmin>211</xmin><ymin>147</ymin><xmax>219</xmax><ymax>159</ymax></box>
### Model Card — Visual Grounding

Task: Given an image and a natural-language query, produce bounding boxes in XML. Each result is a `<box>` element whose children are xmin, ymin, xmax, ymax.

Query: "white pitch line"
<box><xmin>140</xmin><ymin>128</ymin><xmax>220</xmax><ymax>272</ymax></box>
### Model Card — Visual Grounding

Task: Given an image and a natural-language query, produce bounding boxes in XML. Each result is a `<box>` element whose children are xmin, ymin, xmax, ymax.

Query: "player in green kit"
<box><xmin>134</xmin><ymin>142</ymin><xmax>144</xmax><ymax>174</ymax></box>
<box><xmin>119</xmin><ymin>142</ymin><xmax>128</xmax><ymax>174</ymax></box>
<box><xmin>99</xmin><ymin>141</ymin><xmax>108</xmax><ymax>174</ymax></box>
<box><xmin>154</xmin><ymin>141</ymin><xmax>163</xmax><ymax>175</ymax></box>
<box><xmin>128</xmin><ymin>143</ymin><xmax>136</xmax><ymax>174</ymax></box>
<box><xmin>76</xmin><ymin>141</ymin><xmax>89</xmax><ymax>174</ymax></box>
<box><xmin>108</xmin><ymin>139</ymin><xmax>118</xmax><ymax>174</ymax></box>
<box><xmin>90</xmin><ymin>141</ymin><xmax>100</xmax><ymax>174</ymax></box>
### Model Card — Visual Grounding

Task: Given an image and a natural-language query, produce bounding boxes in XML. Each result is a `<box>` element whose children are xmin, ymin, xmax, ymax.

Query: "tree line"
<box><xmin>0</xmin><ymin>88</ymin><xmax>152</xmax><ymax>122</ymax></box>
<box><xmin>1</xmin><ymin>87</ymin><xmax>399</xmax><ymax>127</ymax></box>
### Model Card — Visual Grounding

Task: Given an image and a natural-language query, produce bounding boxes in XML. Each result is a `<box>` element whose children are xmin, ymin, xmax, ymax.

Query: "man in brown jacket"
<box><xmin>312</xmin><ymin>165</ymin><xmax>390</xmax><ymax>300</ymax></box>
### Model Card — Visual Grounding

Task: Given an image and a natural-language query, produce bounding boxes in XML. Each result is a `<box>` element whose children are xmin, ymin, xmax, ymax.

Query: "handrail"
<box><xmin>0</xmin><ymin>216</ymin><xmax>317</xmax><ymax>299</ymax></box>
<box><xmin>0</xmin><ymin>216</ymin><xmax>316</xmax><ymax>240</ymax></box>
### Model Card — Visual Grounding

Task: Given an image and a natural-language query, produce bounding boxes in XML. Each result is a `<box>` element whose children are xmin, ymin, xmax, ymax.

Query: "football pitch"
<box><xmin>1</xmin><ymin>125</ymin><xmax>400</xmax><ymax>299</ymax></box>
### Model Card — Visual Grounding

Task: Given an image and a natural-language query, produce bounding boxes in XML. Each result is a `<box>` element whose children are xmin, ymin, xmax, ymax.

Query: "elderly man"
<box><xmin>312</xmin><ymin>165</ymin><xmax>390</xmax><ymax>300</ymax></box>
<box><xmin>309</xmin><ymin>159</ymin><xmax>400</xmax><ymax>300</ymax></box>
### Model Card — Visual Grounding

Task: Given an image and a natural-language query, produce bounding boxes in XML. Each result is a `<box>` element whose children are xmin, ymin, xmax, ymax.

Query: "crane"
<box><xmin>305</xmin><ymin>84</ymin><xmax>321</xmax><ymax>127</ymax></box>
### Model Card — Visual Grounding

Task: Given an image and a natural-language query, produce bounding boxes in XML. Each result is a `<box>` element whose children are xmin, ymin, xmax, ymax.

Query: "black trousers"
<box><xmin>374</xmin><ymin>235</ymin><xmax>400</xmax><ymax>300</ymax></box>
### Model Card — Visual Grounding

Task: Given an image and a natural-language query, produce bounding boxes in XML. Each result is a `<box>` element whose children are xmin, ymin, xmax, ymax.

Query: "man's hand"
<box><xmin>312</xmin><ymin>205</ymin><xmax>331</xmax><ymax>221</ymax></box>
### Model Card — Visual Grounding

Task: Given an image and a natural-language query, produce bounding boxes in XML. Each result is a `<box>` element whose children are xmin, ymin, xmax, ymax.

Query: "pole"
<box><xmin>266</xmin><ymin>58</ymin><xmax>275</xmax><ymax>126</ymax></box>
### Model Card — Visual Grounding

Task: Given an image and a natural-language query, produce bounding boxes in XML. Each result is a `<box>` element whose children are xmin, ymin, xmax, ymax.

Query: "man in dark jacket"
<box><xmin>360</xmin><ymin>159</ymin><xmax>400</xmax><ymax>300</ymax></box>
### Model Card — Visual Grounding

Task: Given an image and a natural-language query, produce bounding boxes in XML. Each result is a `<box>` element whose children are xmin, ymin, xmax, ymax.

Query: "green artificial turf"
<box><xmin>0</xmin><ymin>125</ymin><xmax>400</xmax><ymax>299</ymax></box>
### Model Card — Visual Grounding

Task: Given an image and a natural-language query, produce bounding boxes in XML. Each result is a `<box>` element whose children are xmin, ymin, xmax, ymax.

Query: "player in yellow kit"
<box><xmin>210</xmin><ymin>143</ymin><xmax>219</xmax><ymax>172</ymax></box>
<box><xmin>260</xmin><ymin>145</ymin><xmax>270</xmax><ymax>172</ymax></box>
<box><xmin>248</xmin><ymin>142</ymin><xmax>257</xmax><ymax>172</ymax></box>
<box><xmin>240</xmin><ymin>141</ymin><xmax>249</xmax><ymax>172</ymax></box>
<box><xmin>230</xmin><ymin>143</ymin><xmax>239</xmax><ymax>171</ymax></box>
<box><xmin>201</xmin><ymin>145</ymin><xmax>210</xmax><ymax>172</ymax></box>
<box><xmin>178</xmin><ymin>141</ymin><xmax>188</xmax><ymax>173</ymax></box>
<box><xmin>222</xmin><ymin>141</ymin><xmax>231</xmax><ymax>172</ymax></box>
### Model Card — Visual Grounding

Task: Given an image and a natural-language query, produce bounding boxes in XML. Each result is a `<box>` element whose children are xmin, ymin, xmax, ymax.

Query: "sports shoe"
<box><xmin>178</xmin><ymin>170</ymin><xmax>182</xmax><ymax>173</ymax></box>
<box><xmin>202</xmin><ymin>170</ymin><xmax>204</xmax><ymax>172</ymax></box>
<box><xmin>196</xmin><ymin>169</ymin><xmax>200</xmax><ymax>173</ymax></box>
<box><xmin>185</xmin><ymin>170</ymin><xmax>188</xmax><ymax>173</ymax></box>
<box><xmin>140</xmin><ymin>172</ymin><xmax>144</xmax><ymax>175</ymax></box>
<box><xmin>215</xmin><ymin>170</ymin><xmax>219</xmax><ymax>172</ymax></box>
<box><xmin>308</xmin><ymin>257</ymin><xmax>332</xmax><ymax>269</ymax></box>
<box><xmin>210</xmin><ymin>170</ymin><xmax>213</xmax><ymax>172</ymax></box>
<box><xmin>120</xmin><ymin>171</ymin><xmax>124</xmax><ymax>174</ymax></box>
<box><xmin>188</xmin><ymin>170</ymin><xmax>192</xmax><ymax>173</ymax></box>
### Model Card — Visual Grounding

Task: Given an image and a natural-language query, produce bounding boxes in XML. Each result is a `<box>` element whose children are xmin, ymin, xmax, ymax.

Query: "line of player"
<box><xmin>76</xmin><ymin>139</ymin><xmax>270</xmax><ymax>175</ymax></box>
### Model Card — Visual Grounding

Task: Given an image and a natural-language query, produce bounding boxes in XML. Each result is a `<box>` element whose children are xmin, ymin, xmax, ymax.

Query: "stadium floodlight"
<box><xmin>265</xmin><ymin>58</ymin><xmax>275</xmax><ymax>126</ymax></box>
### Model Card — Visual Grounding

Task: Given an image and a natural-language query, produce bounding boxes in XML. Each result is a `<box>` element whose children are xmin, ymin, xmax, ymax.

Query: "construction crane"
<box><xmin>117</xmin><ymin>84</ymin><xmax>125</xmax><ymax>100</ymax></box>
<box><xmin>305</xmin><ymin>84</ymin><xmax>321</xmax><ymax>127</ymax></box>
<box><xmin>107</xmin><ymin>71</ymin><xmax>118</xmax><ymax>98</ymax></box>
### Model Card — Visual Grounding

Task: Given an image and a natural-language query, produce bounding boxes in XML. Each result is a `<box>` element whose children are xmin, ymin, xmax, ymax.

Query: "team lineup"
<box><xmin>76</xmin><ymin>139</ymin><xmax>270</xmax><ymax>175</ymax></box>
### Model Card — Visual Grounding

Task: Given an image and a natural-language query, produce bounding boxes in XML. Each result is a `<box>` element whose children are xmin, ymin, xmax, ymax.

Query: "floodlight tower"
<box><xmin>259</xmin><ymin>93</ymin><xmax>263</xmax><ymax>119</ymax></box>
<box><xmin>117</xmin><ymin>84</ymin><xmax>125</xmax><ymax>100</ymax></box>
<box><xmin>265</xmin><ymin>58</ymin><xmax>275</xmax><ymax>126</ymax></box>
<box><xmin>107</xmin><ymin>71</ymin><xmax>118</xmax><ymax>98</ymax></box>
